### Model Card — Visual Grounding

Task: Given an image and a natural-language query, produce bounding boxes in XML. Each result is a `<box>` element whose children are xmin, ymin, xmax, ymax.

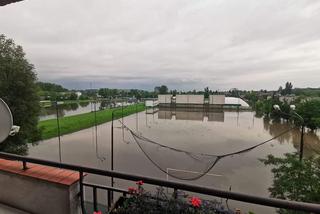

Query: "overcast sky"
<box><xmin>1</xmin><ymin>0</ymin><xmax>320</xmax><ymax>90</ymax></box>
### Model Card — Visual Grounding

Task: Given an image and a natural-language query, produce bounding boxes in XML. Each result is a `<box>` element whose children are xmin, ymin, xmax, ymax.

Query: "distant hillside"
<box><xmin>37</xmin><ymin>82</ymin><xmax>68</xmax><ymax>92</ymax></box>
<box><xmin>293</xmin><ymin>87</ymin><xmax>320</xmax><ymax>97</ymax></box>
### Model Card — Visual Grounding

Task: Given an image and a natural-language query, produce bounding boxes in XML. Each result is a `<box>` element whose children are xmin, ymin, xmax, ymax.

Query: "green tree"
<box><xmin>157</xmin><ymin>85</ymin><xmax>168</xmax><ymax>94</ymax></box>
<box><xmin>204</xmin><ymin>87</ymin><xmax>209</xmax><ymax>99</ymax></box>
<box><xmin>68</xmin><ymin>92</ymin><xmax>78</xmax><ymax>100</ymax></box>
<box><xmin>296</xmin><ymin>99</ymin><xmax>320</xmax><ymax>130</ymax></box>
<box><xmin>0</xmin><ymin>34</ymin><xmax>40</xmax><ymax>154</ymax></box>
<box><xmin>37</xmin><ymin>81</ymin><xmax>68</xmax><ymax>92</ymax></box>
<box><xmin>282</xmin><ymin>82</ymin><xmax>293</xmax><ymax>95</ymax></box>
<box><xmin>261</xmin><ymin>154</ymin><xmax>320</xmax><ymax>214</ymax></box>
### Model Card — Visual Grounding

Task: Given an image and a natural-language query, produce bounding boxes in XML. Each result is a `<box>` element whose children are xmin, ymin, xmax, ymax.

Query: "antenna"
<box><xmin>0</xmin><ymin>98</ymin><xmax>15</xmax><ymax>143</ymax></box>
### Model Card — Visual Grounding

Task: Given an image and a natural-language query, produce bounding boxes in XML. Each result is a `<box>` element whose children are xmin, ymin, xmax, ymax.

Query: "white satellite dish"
<box><xmin>0</xmin><ymin>98</ymin><xmax>14</xmax><ymax>143</ymax></box>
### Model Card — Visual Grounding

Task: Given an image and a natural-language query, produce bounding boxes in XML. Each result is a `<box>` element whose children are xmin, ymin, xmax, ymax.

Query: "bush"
<box><xmin>296</xmin><ymin>100</ymin><xmax>320</xmax><ymax>130</ymax></box>
<box><xmin>261</xmin><ymin>154</ymin><xmax>320</xmax><ymax>214</ymax></box>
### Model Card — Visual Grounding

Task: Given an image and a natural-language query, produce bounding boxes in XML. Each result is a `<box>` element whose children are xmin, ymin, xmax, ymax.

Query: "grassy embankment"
<box><xmin>38</xmin><ymin>103</ymin><xmax>145</xmax><ymax>140</ymax></box>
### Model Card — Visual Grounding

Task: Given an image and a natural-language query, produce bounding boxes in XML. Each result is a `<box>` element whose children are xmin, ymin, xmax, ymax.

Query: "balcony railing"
<box><xmin>0</xmin><ymin>151</ymin><xmax>319</xmax><ymax>213</ymax></box>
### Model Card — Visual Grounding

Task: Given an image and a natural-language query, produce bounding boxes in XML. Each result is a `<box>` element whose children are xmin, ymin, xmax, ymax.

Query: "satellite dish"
<box><xmin>0</xmin><ymin>98</ymin><xmax>13</xmax><ymax>143</ymax></box>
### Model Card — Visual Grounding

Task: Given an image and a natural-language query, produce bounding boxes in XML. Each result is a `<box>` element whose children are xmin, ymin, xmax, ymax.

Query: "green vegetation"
<box><xmin>244</xmin><ymin>82</ymin><xmax>320</xmax><ymax>131</ymax></box>
<box><xmin>98</xmin><ymin>88</ymin><xmax>156</xmax><ymax>99</ymax></box>
<box><xmin>37</xmin><ymin>81</ymin><xmax>80</xmax><ymax>101</ymax></box>
<box><xmin>296</xmin><ymin>99</ymin><xmax>320</xmax><ymax>130</ymax></box>
<box><xmin>0</xmin><ymin>34</ymin><xmax>40</xmax><ymax>155</ymax></box>
<box><xmin>278</xmin><ymin>82</ymin><xmax>293</xmax><ymax>95</ymax></box>
<box><xmin>38</xmin><ymin>104</ymin><xmax>145</xmax><ymax>140</ymax></box>
<box><xmin>154</xmin><ymin>85</ymin><xmax>169</xmax><ymax>94</ymax></box>
<box><xmin>113</xmin><ymin>182</ymin><xmax>232</xmax><ymax>214</ymax></box>
<box><xmin>37</xmin><ymin>81</ymin><xmax>68</xmax><ymax>92</ymax></box>
<box><xmin>252</xmin><ymin>98</ymin><xmax>320</xmax><ymax>131</ymax></box>
<box><xmin>293</xmin><ymin>87</ymin><xmax>320</xmax><ymax>97</ymax></box>
<box><xmin>261</xmin><ymin>154</ymin><xmax>320</xmax><ymax>214</ymax></box>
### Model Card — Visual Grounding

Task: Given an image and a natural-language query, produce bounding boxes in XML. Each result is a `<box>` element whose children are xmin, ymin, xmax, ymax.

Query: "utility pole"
<box><xmin>55</xmin><ymin>100</ymin><xmax>62</xmax><ymax>163</ymax></box>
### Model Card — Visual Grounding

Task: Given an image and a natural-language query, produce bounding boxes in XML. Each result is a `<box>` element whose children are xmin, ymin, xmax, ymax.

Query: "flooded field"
<box><xmin>39</xmin><ymin>101</ymin><xmax>135</xmax><ymax>121</ymax></box>
<box><xmin>29</xmin><ymin>108</ymin><xmax>320</xmax><ymax>213</ymax></box>
<box><xmin>39</xmin><ymin>102</ymin><xmax>98</xmax><ymax>121</ymax></box>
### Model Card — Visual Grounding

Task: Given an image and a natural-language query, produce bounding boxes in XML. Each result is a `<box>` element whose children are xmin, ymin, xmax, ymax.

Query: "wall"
<box><xmin>188</xmin><ymin>95</ymin><xmax>204</xmax><ymax>104</ymax></box>
<box><xmin>145</xmin><ymin>100</ymin><xmax>159</xmax><ymax>107</ymax></box>
<box><xmin>176</xmin><ymin>95</ymin><xmax>204</xmax><ymax>104</ymax></box>
<box><xmin>209</xmin><ymin>95</ymin><xmax>225</xmax><ymax>105</ymax></box>
<box><xmin>158</xmin><ymin>95</ymin><xmax>172</xmax><ymax>104</ymax></box>
<box><xmin>0</xmin><ymin>170</ymin><xmax>80</xmax><ymax>214</ymax></box>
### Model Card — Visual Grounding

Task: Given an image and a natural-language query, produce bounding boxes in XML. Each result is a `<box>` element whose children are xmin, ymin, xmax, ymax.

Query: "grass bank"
<box><xmin>38</xmin><ymin>103</ymin><xmax>145</xmax><ymax>140</ymax></box>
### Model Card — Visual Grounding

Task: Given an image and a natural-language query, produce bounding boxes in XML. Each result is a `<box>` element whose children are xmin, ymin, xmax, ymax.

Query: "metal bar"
<box><xmin>22</xmin><ymin>161</ymin><xmax>27</xmax><ymax>170</ymax></box>
<box><xmin>79</xmin><ymin>171</ymin><xmax>86</xmax><ymax>214</ymax></box>
<box><xmin>93</xmin><ymin>187</ymin><xmax>98</xmax><ymax>212</ymax></box>
<box><xmin>107</xmin><ymin>190</ymin><xmax>111</xmax><ymax>210</ymax></box>
<box><xmin>0</xmin><ymin>152</ymin><xmax>320</xmax><ymax>213</ymax></box>
<box><xmin>173</xmin><ymin>188</ymin><xmax>178</xmax><ymax>199</ymax></box>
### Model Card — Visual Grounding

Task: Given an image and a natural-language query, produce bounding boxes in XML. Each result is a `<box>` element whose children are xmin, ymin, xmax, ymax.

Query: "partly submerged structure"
<box><xmin>158</xmin><ymin>94</ymin><xmax>250</xmax><ymax>109</ymax></box>
<box><xmin>225</xmin><ymin>97</ymin><xmax>250</xmax><ymax>108</ymax></box>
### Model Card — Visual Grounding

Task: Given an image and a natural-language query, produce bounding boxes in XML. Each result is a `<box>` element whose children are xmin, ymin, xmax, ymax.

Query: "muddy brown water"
<box><xmin>29</xmin><ymin>109</ymin><xmax>320</xmax><ymax>213</ymax></box>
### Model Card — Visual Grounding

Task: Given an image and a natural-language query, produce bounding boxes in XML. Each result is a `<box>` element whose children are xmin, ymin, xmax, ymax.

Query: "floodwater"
<box><xmin>39</xmin><ymin>102</ymin><xmax>99</xmax><ymax>121</ymax></box>
<box><xmin>39</xmin><ymin>101</ymin><xmax>134</xmax><ymax>121</ymax></box>
<box><xmin>29</xmin><ymin>108</ymin><xmax>320</xmax><ymax>214</ymax></box>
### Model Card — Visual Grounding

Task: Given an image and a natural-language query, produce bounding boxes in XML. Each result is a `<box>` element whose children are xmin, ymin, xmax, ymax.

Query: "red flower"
<box><xmin>93</xmin><ymin>211</ymin><xmax>102</xmax><ymax>214</ymax></box>
<box><xmin>136</xmin><ymin>180</ymin><xmax>144</xmax><ymax>186</ymax></box>
<box><xmin>128</xmin><ymin>187</ymin><xmax>137</xmax><ymax>194</ymax></box>
<box><xmin>190</xmin><ymin>196</ymin><xmax>202</xmax><ymax>208</ymax></box>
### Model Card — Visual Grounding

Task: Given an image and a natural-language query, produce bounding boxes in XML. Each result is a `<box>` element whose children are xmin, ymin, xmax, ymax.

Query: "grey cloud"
<box><xmin>1</xmin><ymin>0</ymin><xmax>320</xmax><ymax>90</ymax></box>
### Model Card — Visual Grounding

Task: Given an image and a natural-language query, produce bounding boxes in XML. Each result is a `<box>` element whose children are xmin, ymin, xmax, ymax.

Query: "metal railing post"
<box><xmin>173</xmin><ymin>188</ymin><xmax>178</xmax><ymax>199</ymax></box>
<box><xmin>79</xmin><ymin>171</ymin><xmax>86</xmax><ymax>214</ymax></box>
<box><xmin>93</xmin><ymin>187</ymin><xmax>98</xmax><ymax>212</ymax></box>
<box><xmin>107</xmin><ymin>190</ymin><xmax>111</xmax><ymax>210</ymax></box>
<box><xmin>22</xmin><ymin>161</ymin><xmax>27</xmax><ymax>170</ymax></box>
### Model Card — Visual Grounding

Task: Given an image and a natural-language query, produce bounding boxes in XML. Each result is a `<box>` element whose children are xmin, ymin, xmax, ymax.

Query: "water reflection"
<box><xmin>39</xmin><ymin>102</ymin><xmax>93</xmax><ymax>120</ymax></box>
<box><xmin>39</xmin><ymin>100</ymin><xmax>135</xmax><ymax>121</ymax></box>
<box><xmin>263</xmin><ymin>117</ymin><xmax>320</xmax><ymax>156</ymax></box>
<box><xmin>157</xmin><ymin>108</ymin><xmax>320</xmax><ymax>157</ymax></box>
<box><xmin>158</xmin><ymin>108</ymin><xmax>225</xmax><ymax>122</ymax></box>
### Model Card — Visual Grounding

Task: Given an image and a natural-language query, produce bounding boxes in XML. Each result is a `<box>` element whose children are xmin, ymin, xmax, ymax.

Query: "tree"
<box><xmin>261</xmin><ymin>154</ymin><xmax>320</xmax><ymax>214</ymax></box>
<box><xmin>37</xmin><ymin>81</ymin><xmax>68</xmax><ymax>92</ymax></box>
<box><xmin>158</xmin><ymin>85</ymin><xmax>168</xmax><ymax>94</ymax></box>
<box><xmin>204</xmin><ymin>87</ymin><xmax>209</xmax><ymax>99</ymax></box>
<box><xmin>68</xmin><ymin>92</ymin><xmax>78</xmax><ymax>100</ymax></box>
<box><xmin>0</xmin><ymin>34</ymin><xmax>40</xmax><ymax>154</ymax></box>
<box><xmin>296</xmin><ymin>99</ymin><xmax>320</xmax><ymax>130</ymax></box>
<box><xmin>282</xmin><ymin>82</ymin><xmax>293</xmax><ymax>95</ymax></box>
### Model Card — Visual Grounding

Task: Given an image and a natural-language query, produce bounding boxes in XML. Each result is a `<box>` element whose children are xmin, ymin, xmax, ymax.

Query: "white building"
<box><xmin>176</xmin><ymin>95</ymin><xmax>204</xmax><ymax>104</ymax></box>
<box><xmin>209</xmin><ymin>95</ymin><xmax>225</xmax><ymax>105</ymax></box>
<box><xmin>225</xmin><ymin>97</ymin><xmax>250</xmax><ymax>108</ymax></box>
<box><xmin>158</xmin><ymin>95</ymin><xmax>172</xmax><ymax>104</ymax></box>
